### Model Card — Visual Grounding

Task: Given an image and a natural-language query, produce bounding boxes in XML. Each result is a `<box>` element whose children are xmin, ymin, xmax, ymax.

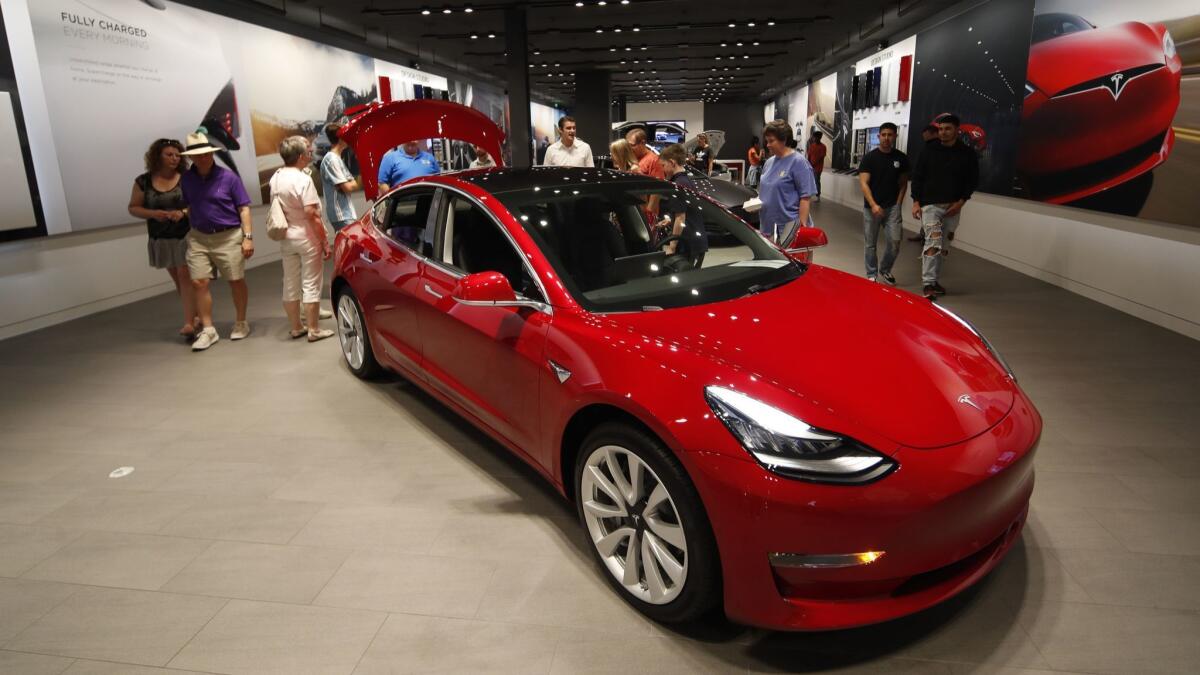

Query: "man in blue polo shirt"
<box><xmin>378</xmin><ymin>141</ymin><xmax>440</xmax><ymax>193</ymax></box>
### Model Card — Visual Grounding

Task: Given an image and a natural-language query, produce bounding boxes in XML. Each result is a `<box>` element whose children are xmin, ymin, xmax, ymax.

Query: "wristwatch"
<box><xmin>242</xmin><ymin>232</ymin><xmax>253</xmax><ymax>241</ymax></box>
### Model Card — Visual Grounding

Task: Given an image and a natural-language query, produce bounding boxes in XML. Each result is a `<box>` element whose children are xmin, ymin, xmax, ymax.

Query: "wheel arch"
<box><xmin>558</xmin><ymin>402</ymin><xmax>673</xmax><ymax>502</ymax></box>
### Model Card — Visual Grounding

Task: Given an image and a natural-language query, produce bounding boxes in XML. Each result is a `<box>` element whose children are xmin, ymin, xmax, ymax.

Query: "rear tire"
<box><xmin>574</xmin><ymin>422</ymin><xmax>721</xmax><ymax>623</ymax></box>
<box><xmin>334</xmin><ymin>288</ymin><xmax>381</xmax><ymax>380</ymax></box>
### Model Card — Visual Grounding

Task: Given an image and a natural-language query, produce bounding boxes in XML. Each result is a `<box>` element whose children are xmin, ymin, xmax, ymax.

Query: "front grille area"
<box><xmin>1025</xmin><ymin>131</ymin><xmax>1166</xmax><ymax>200</ymax></box>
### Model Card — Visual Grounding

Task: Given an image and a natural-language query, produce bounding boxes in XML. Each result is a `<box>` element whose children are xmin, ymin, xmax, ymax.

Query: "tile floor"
<box><xmin>0</xmin><ymin>200</ymin><xmax>1197</xmax><ymax>674</ymax></box>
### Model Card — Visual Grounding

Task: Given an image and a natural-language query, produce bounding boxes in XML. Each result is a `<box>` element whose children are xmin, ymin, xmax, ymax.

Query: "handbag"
<box><xmin>266</xmin><ymin>172</ymin><xmax>289</xmax><ymax>241</ymax></box>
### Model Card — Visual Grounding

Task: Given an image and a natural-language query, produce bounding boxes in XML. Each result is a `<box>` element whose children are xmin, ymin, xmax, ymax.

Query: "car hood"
<box><xmin>1029</xmin><ymin>22</ymin><xmax>1165</xmax><ymax>96</ymax></box>
<box><xmin>598</xmin><ymin>266</ymin><xmax>1014</xmax><ymax>450</ymax></box>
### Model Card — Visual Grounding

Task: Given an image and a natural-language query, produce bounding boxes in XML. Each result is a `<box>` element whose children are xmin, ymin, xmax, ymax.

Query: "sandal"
<box><xmin>307</xmin><ymin>328</ymin><xmax>335</xmax><ymax>342</ymax></box>
<box><xmin>179</xmin><ymin>324</ymin><xmax>197</xmax><ymax>339</ymax></box>
<box><xmin>289</xmin><ymin>329</ymin><xmax>308</xmax><ymax>339</ymax></box>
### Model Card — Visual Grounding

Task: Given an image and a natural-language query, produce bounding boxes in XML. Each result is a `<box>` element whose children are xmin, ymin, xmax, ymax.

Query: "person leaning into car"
<box><xmin>910</xmin><ymin>113</ymin><xmax>979</xmax><ymax>299</ymax></box>
<box><xmin>378</xmin><ymin>140</ymin><xmax>440</xmax><ymax>194</ymax></box>
<box><xmin>758</xmin><ymin>120</ymin><xmax>817</xmax><ymax>245</ymax></box>
<box><xmin>626</xmin><ymin>128</ymin><xmax>665</xmax><ymax>223</ymax></box>
<box><xmin>858</xmin><ymin>122</ymin><xmax>909</xmax><ymax>285</ymax></box>
<box><xmin>657</xmin><ymin>144</ymin><xmax>709</xmax><ymax>269</ymax></box>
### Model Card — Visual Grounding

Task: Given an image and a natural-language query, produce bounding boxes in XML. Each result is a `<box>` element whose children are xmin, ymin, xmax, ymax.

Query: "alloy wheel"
<box><xmin>580</xmin><ymin>445</ymin><xmax>688</xmax><ymax>604</ymax></box>
<box><xmin>336</xmin><ymin>294</ymin><xmax>364</xmax><ymax>370</ymax></box>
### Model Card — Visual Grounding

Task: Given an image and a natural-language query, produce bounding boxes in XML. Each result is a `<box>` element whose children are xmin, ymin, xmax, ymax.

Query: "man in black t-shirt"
<box><xmin>858</xmin><ymin>122</ymin><xmax>909</xmax><ymax>285</ymax></box>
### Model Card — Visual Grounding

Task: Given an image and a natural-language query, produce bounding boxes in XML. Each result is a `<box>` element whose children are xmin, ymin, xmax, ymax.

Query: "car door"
<box><xmin>356</xmin><ymin>187</ymin><xmax>438</xmax><ymax>376</ymax></box>
<box><xmin>415</xmin><ymin>188</ymin><xmax>552</xmax><ymax>454</ymax></box>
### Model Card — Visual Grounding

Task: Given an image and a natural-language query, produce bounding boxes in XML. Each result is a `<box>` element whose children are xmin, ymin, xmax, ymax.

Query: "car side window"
<box><xmin>376</xmin><ymin>188</ymin><xmax>436</xmax><ymax>257</ymax></box>
<box><xmin>440</xmin><ymin>195</ymin><xmax>543</xmax><ymax>302</ymax></box>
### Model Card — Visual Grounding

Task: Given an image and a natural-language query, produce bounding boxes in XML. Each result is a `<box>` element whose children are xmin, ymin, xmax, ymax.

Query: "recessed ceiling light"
<box><xmin>442</xmin><ymin>8</ymin><xmax>452</xmax><ymax>14</ymax></box>
<box><xmin>464</xmin><ymin>5</ymin><xmax>474</xmax><ymax>12</ymax></box>
<box><xmin>421</xmin><ymin>7</ymin><xmax>431</xmax><ymax>15</ymax></box>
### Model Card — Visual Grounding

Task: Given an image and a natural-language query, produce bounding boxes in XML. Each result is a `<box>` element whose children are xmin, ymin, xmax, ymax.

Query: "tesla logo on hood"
<box><xmin>1105</xmin><ymin>73</ymin><xmax>1127</xmax><ymax>99</ymax></box>
<box><xmin>957</xmin><ymin>394</ymin><xmax>983</xmax><ymax>411</ymax></box>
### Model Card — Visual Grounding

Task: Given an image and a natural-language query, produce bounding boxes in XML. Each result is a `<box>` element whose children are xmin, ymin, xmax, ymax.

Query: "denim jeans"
<box><xmin>331</xmin><ymin>219</ymin><xmax>355</xmax><ymax>232</ymax></box>
<box><xmin>863</xmin><ymin>204</ymin><xmax>902</xmax><ymax>277</ymax></box>
<box><xmin>920</xmin><ymin>204</ymin><xmax>961</xmax><ymax>285</ymax></box>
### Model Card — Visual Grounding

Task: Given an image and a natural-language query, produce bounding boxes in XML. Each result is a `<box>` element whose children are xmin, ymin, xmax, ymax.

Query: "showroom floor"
<box><xmin>0</xmin><ymin>200</ymin><xmax>1197</xmax><ymax>675</ymax></box>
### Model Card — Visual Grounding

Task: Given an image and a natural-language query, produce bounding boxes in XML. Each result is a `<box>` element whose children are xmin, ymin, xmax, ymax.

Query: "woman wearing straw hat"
<box><xmin>179</xmin><ymin>131</ymin><xmax>254</xmax><ymax>352</ymax></box>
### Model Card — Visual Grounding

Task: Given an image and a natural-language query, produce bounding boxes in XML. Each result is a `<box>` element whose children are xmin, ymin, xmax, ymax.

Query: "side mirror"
<box><xmin>785</xmin><ymin>227</ymin><xmax>828</xmax><ymax>264</ymax></box>
<box><xmin>452</xmin><ymin>271</ymin><xmax>516</xmax><ymax>304</ymax></box>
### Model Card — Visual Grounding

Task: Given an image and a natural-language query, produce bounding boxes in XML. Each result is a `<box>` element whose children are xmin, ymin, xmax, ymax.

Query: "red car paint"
<box><xmin>333</xmin><ymin>101</ymin><xmax>1040</xmax><ymax>630</ymax></box>
<box><xmin>1019</xmin><ymin>18</ymin><xmax>1182</xmax><ymax>203</ymax></box>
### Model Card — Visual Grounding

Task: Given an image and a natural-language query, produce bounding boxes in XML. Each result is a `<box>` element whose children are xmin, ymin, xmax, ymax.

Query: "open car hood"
<box><xmin>339</xmin><ymin>99</ymin><xmax>506</xmax><ymax>200</ymax></box>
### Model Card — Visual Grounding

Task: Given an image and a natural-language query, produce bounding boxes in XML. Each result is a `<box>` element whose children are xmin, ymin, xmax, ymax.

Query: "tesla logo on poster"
<box><xmin>1105</xmin><ymin>73</ymin><xmax>1127</xmax><ymax>99</ymax></box>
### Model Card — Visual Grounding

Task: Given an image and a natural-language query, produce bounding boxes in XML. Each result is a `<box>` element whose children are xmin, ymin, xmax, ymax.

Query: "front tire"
<box><xmin>334</xmin><ymin>289</ymin><xmax>381</xmax><ymax>380</ymax></box>
<box><xmin>574</xmin><ymin>422</ymin><xmax>720</xmax><ymax>623</ymax></box>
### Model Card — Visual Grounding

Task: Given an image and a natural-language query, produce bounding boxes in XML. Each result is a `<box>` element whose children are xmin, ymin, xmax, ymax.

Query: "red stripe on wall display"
<box><xmin>898</xmin><ymin>55</ymin><xmax>912</xmax><ymax>102</ymax></box>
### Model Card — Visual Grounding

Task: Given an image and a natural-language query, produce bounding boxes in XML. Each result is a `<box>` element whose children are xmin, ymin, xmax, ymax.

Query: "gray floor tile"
<box><xmin>1020</xmin><ymin>601</ymin><xmax>1200</xmax><ymax>674</ymax></box>
<box><xmin>22</xmin><ymin>531</ymin><xmax>211</xmax><ymax>591</ymax></box>
<box><xmin>62</xmin><ymin>660</ymin><xmax>214</xmax><ymax>675</ymax></box>
<box><xmin>353</xmin><ymin>613</ymin><xmax>566</xmax><ymax>675</ymax></box>
<box><xmin>156</xmin><ymin>496</ymin><xmax>322</xmax><ymax>544</ymax></box>
<box><xmin>1113</xmin><ymin>474</ymin><xmax>1200</xmax><ymax>513</ymax></box>
<box><xmin>34</xmin><ymin>490</ymin><xmax>202</xmax><ymax>535</ymax></box>
<box><xmin>6</xmin><ymin>586</ymin><xmax>224</xmax><ymax>666</ymax></box>
<box><xmin>0</xmin><ymin>650</ymin><xmax>74</xmax><ymax>675</ymax></box>
<box><xmin>0</xmin><ymin>578</ymin><xmax>78</xmax><ymax>643</ymax></box>
<box><xmin>154</xmin><ymin>461</ymin><xmax>299</xmax><ymax>498</ymax></box>
<box><xmin>0</xmin><ymin>486</ymin><xmax>84</xmax><ymax>527</ymax></box>
<box><xmin>314</xmin><ymin>549</ymin><xmax>496</xmax><ymax>619</ymax></box>
<box><xmin>0</xmin><ymin>524</ymin><xmax>82</xmax><ymax>577</ymax></box>
<box><xmin>289</xmin><ymin>504</ymin><xmax>448</xmax><ymax>553</ymax></box>
<box><xmin>42</xmin><ymin>456</ymin><xmax>194</xmax><ymax>492</ymax></box>
<box><xmin>1053</xmin><ymin>547</ymin><xmax>1200</xmax><ymax>611</ymax></box>
<box><xmin>161</xmin><ymin>541</ymin><xmax>350</xmax><ymax>604</ymax></box>
<box><xmin>168</xmin><ymin>599</ymin><xmax>385</xmax><ymax>675</ymax></box>
<box><xmin>1089</xmin><ymin>508</ymin><xmax>1200</xmax><ymax>556</ymax></box>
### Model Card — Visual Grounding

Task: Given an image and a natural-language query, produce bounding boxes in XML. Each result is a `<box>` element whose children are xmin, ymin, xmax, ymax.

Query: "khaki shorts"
<box><xmin>187</xmin><ymin>228</ymin><xmax>246</xmax><ymax>282</ymax></box>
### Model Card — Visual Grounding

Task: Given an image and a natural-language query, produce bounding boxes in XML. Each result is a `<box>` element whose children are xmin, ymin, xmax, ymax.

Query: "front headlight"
<box><xmin>930</xmin><ymin>303</ymin><xmax>1015</xmax><ymax>380</ymax></box>
<box><xmin>1164</xmin><ymin>30</ymin><xmax>1176</xmax><ymax>59</ymax></box>
<box><xmin>704</xmin><ymin>386</ymin><xmax>896</xmax><ymax>485</ymax></box>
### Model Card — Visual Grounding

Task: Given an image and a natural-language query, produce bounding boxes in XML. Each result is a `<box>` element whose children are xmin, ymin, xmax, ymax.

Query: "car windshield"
<box><xmin>1031</xmin><ymin>13</ymin><xmax>1093</xmax><ymax>44</ymax></box>
<box><xmin>488</xmin><ymin>173</ymin><xmax>803</xmax><ymax>313</ymax></box>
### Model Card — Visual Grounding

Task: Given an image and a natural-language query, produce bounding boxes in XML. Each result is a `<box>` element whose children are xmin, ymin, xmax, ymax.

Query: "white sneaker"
<box><xmin>318</xmin><ymin>307</ymin><xmax>334</xmax><ymax>320</ymax></box>
<box><xmin>230</xmin><ymin>321</ymin><xmax>250</xmax><ymax>340</ymax></box>
<box><xmin>192</xmin><ymin>327</ymin><xmax>219</xmax><ymax>351</ymax></box>
<box><xmin>868</xmin><ymin>275</ymin><xmax>877</xmax><ymax>283</ymax></box>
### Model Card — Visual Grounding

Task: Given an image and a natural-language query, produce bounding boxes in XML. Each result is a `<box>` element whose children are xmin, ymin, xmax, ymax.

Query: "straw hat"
<box><xmin>180</xmin><ymin>132</ymin><xmax>219</xmax><ymax>156</ymax></box>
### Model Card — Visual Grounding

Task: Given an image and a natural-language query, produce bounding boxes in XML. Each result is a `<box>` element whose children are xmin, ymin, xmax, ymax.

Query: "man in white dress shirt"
<box><xmin>541</xmin><ymin>116</ymin><xmax>594</xmax><ymax>168</ymax></box>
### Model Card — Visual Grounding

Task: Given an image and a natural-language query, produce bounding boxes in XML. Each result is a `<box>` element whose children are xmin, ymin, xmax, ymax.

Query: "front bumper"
<box><xmin>685</xmin><ymin>391</ymin><xmax>1040</xmax><ymax>631</ymax></box>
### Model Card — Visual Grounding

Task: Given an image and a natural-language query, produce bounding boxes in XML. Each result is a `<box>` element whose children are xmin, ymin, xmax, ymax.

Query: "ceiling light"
<box><xmin>596</xmin><ymin>27</ymin><xmax>603</xmax><ymax>33</ymax></box>
<box><xmin>487</xmin><ymin>32</ymin><xmax>496</xmax><ymax>38</ymax></box>
<box><xmin>728</xmin><ymin>22</ymin><xmax>736</xmax><ymax>28</ymax></box>
<box><xmin>464</xmin><ymin>5</ymin><xmax>473</xmax><ymax>12</ymax></box>
<box><xmin>767</xmin><ymin>20</ymin><xmax>776</xmax><ymax>26</ymax></box>
<box><xmin>632</xmin><ymin>27</ymin><xmax>640</xmax><ymax>32</ymax></box>
<box><xmin>575</xmin><ymin>1</ymin><xmax>583</xmax><ymax>5</ymax></box>
<box><xmin>471</xmin><ymin>33</ymin><xmax>479</xmax><ymax>39</ymax></box>
<box><xmin>747</xmin><ymin>21</ymin><xmax>755</xmax><ymax>27</ymax></box>
<box><xmin>421</xmin><ymin>7</ymin><xmax>431</xmax><ymax>15</ymax></box>
<box><xmin>442</xmin><ymin>8</ymin><xmax>452</xmax><ymax>14</ymax></box>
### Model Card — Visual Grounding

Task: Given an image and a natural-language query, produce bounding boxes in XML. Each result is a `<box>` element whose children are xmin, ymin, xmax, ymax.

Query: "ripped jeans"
<box><xmin>920</xmin><ymin>204</ymin><xmax>960</xmax><ymax>285</ymax></box>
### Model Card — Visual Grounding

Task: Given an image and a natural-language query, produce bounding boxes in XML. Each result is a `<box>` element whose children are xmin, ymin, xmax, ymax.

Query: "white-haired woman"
<box><xmin>271</xmin><ymin>135</ymin><xmax>333</xmax><ymax>341</ymax></box>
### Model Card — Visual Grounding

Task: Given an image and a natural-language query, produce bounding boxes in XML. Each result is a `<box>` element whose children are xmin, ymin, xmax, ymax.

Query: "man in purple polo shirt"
<box><xmin>180</xmin><ymin>132</ymin><xmax>254</xmax><ymax>351</ymax></box>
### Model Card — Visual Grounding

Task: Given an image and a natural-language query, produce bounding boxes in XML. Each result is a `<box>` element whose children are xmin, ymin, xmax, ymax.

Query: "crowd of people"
<box><xmin>130</xmin><ymin>109</ymin><xmax>979</xmax><ymax>351</ymax></box>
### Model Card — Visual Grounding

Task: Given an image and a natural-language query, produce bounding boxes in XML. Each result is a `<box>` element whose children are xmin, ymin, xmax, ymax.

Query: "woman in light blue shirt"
<box><xmin>758</xmin><ymin>119</ymin><xmax>817</xmax><ymax>244</ymax></box>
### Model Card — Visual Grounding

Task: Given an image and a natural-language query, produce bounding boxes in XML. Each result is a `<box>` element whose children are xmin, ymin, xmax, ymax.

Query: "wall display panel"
<box><xmin>833</xmin><ymin>66</ymin><xmax>855</xmax><ymax>169</ymax></box>
<box><xmin>239</xmin><ymin>27</ymin><xmax>376</xmax><ymax>201</ymax></box>
<box><xmin>806</xmin><ymin>73</ymin><xmax>837</xmax><ymax>169</ymax></box>
<box><xmin>18</xmin><ymin>0</ymin><xmax>257</xmax><ymax>232</ymax></box>
<box><xmin>763</xmin><ymin>102</ymin><xmax>775</xmax><ymax>126</ymax></box>
<box><xmin>0</xmin><ymin>92</ymin><xmax>39</xmax><ymax>235</ymax></box>
<box><xmin>530</xmin><ymin>101</ymin><xmax>564</xmax><ymax>165</ymax></box>
<box><xmin>906</xmin><ymin>0</ymin><xmax>1033</xmax><ymax>196</ymax></box>
<box><xmin>1016</xmin><ymin>0</ymin><xmax>1196</xmax><ymax>227</ymax></box>
<box><xmin>852</xmin><ymin>35</ymin><xmax>917</xmax><ymax>165</ymax></box>
<box><xmin>786</xmin><ymin>85</ymin><xmax>809</xmax><ymax>145</ymax></box>
<box><xmin>446</xmin><ymin>80</ymin><xmax>508</xmax><ymax>169</ymax></box>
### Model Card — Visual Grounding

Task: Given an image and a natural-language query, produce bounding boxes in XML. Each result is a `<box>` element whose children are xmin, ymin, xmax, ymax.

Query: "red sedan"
<box><xmin>331</xmin><ymin>100</ymin><xmax>1040</xmax><ymax>630</ymax></box>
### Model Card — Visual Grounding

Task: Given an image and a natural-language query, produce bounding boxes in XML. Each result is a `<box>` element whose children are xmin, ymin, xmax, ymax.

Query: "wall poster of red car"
<box><xmin>1016</xmin><ymin>0</ymin><xmax>1195</xmax><ymax>226</ymax></box>
<box><xmin>904</xmin><ymin>0</ymin><xmax>1035</xmax><ymax>197</ymax></box>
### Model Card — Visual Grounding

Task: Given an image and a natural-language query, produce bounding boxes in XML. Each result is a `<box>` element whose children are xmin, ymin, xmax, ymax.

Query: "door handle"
<box><xmin>423</xmin><ymin>284</ymin><xmax>444</xmax><ymax>299</ymax></box>
<box><xmin>359</xmin><ymin>251</ymin><xmax>378</xmax><ymax>264</ymax></box>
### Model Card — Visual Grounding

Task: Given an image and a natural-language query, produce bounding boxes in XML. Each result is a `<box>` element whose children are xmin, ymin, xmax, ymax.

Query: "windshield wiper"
<box><xmin>743</xmin><ymin>277</ymin><xmax>795</xmax><ymax>297</ymax></box>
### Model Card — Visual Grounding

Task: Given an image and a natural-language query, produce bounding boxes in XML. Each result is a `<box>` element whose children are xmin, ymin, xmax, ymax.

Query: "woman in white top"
<box><xmin>270</xmin><ymin>136</ymin><xmax>333</xmax><ymax>342</ymax></box>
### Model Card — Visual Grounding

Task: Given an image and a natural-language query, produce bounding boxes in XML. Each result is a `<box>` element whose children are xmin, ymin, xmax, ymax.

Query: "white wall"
<box><xmin>0</xmin><ymin>206</ymin><xmax>281</xmax><ymax>341</ymax></box>
<box><xmin>625</xmin><ymin>101</ymin><xmax>705</xmax><ymax>141</ymax></box>
<box><xmin>820</xmin><ymin>173</ymin><xmax>1200</xmax><ymax>340</ymax></box>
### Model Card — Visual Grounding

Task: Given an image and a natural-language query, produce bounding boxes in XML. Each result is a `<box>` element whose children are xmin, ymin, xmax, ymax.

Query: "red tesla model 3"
<box><xmin>331</xmin><ymin>100</ymin><xmax>1041</xmax><ymax>630</ymax></box>
<box><xmin>1018</xmin><ymin>12</ymin><xmax>1182</xmax><ymax>203</ymax></box>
